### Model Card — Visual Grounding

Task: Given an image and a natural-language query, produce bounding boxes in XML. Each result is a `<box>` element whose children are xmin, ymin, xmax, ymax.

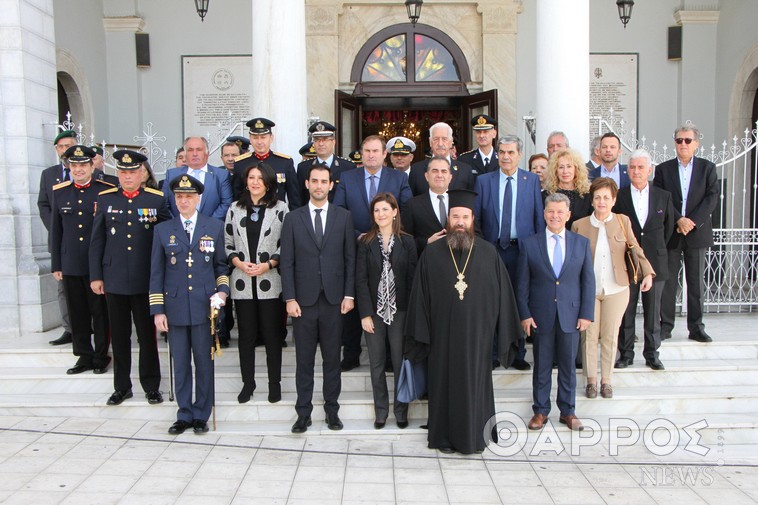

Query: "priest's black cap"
<box><xmin>169</xmin><ymin>174</ymin><xmax>205</xmax><ymax>195</ymax></box>
<box><xmin>227</xmin><ymin>136</ymin><xmax>250</xmax><ymax>152</ymax></box>
<box><xmin>246</xmin><ymin>117</ymin><xmax>275</xmax><ymax>134</ymax></box>
<box><xmin>113</xmin><ymin>149</ymin><xmax>147</xmax><ymax>170</ymax></box>
<box><xmin>447</xmin><ymin>189</ymin><xmax>477</xmax><ymax>212</ymax></box>
<box><xmin>63</xmin><ymin>145</ymin><xmax>95</xmax><ymax>163</ymax></box>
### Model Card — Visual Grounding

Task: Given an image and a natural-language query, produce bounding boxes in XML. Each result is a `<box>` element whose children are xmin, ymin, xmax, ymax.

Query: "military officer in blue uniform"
<box><xmin>299</xmin><ymin>141</ymin><xmax>317</xmax><ymax>161</ymax></box>
<box><xmin>457</xmin><ymin>114</ymin><xmax>500</xmax><ymax>176</ymax></box>
<box><xmin>51</xmin><ymin>145</ymin><xmax>115</xmax><ymax>375</ymax></box>
<box><xmin>232</xmin><ymin>117</ymin><xmax>301</xmax><ymax>208</ymax></box>
<box><xmin>150</xmin><ymin>174</ymin><xmax>230</xmax><ymax>435</ymax></box>
<box><xmin>90</xmin><ymin>150</ymin><xmax>171</xmax><ymax>406</ymax></box>
<box><xmin>296</xmin><ymin>121</ymin><xmax>356</xmax><ymax>204</ymax></box>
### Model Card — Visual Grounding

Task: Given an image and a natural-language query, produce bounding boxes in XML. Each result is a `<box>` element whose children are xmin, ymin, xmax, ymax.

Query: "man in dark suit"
<box><xmin>653</xmin><ymin>124</ymin><xmax>719</xmax><ymax>342</ymax></box>
<box><xmin>518</xmin><ymin>192</ymin><xmax>595</xmax><ymax>432</ymax></box>
<box><xmin>402</xmin><ymin>157</ymin><xmax>452</xmax><ymax>255</ymax></box>
<box><xmin>613</xmin><ymin>149</ymin><xmax>675</xmax><ymax>370</ymax></box>
<box><xmin>589</xmin><ymin>132</ymin><xmax>630</xmax><ymax>189</ymax></box>
<box><xmin>296</xmin><ymin>121</ymin><xmax>356</xmax><ymax>203</ymax></box>
<box><xmin>163</xmin><ymin>136</ymin><xmax>232</xmax><ymax>221</ymax></box>
<box><xmin>280</xmin><ymin>165</ymin><xmax>356</xmax><ymax>433</ymax></box>
<box><xmin>457</xmin><ymin>114</ymin><xmax>499</xmax><ymax>176</ymax></box>
<box><xmin>474</xmin><ymin>134</ymin><xmax>545</xmax><ymax>370</ymax></box>
<box><xmin>232</xmin><ymin>118</ymin><xmax>300</xmax><ymax>207</ymax></box>
<box><xmin>150</xmin><ymin>174</ymin><xmax>230</xmax><ymax>435</ymax></box>
<box><xmin>333</xmin><ymin>135</ymin><xmax>412</xmax><ymax>370</ymax></box>
<box><xmin>38</xmin><ymin>130</ymin><xmax>78</xmax><ymax>346</ymax></box>
<box><xmin>408</xmin><ymin>122</ymin><xmax>475</xmax><ymax>195</ymax></box>
<box><xmin>90</xmin><ymin>150</ymin><xmax>171</xmax><ymax>406</ymax></box>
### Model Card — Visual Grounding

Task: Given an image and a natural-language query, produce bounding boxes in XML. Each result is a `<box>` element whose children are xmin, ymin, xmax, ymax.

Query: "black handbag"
<box><xmin>617</xmin><ymin>214</ymin><xmax>641</xmax><ymax>284</ymax></box>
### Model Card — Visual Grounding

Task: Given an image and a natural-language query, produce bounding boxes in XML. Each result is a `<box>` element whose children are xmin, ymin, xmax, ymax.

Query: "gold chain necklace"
<box><xmin>448</xmin><ymin>244</ymin><xmax>474</xmax><ymax>300</ymax></box>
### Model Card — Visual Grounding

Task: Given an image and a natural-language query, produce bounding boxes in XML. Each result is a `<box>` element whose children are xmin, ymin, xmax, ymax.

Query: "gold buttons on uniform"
<box><xmin>188</xmin><ymin>274</ymin><xmax>192</xmax><ymax>279</ymax></box>
<box><xmin>78</xmin><ymin>211</ymin><xmax>82</xmax><ymax>215</ymax></box>
<box><xmin>127</xmin><ymin>210</ymin><xmax>132</xmax><ymax>214</ymax></box>
<box><xmin>556</xmin><ymin>281</ymin><xmax>560</xmax><ymax>285</ymax></box>
<box><xmin>78</xmin><ymin>200</ymin><xmax>82</xmax><ymax>204</ymax></box>
<box><xmin>188</xmin><ymin>286</ymin><xmax>193</xmax><ymax>291</ymax></box>
<box><xmin>79</xmin><ymin>237</ymin><xmax>84</xmax><ymax>241</ymax></box>
<box><xmin>78</xmin><ymin>224</ymin><xmax>83</xmax><ymax>228</ymax></box>
<box><xmin>127</xmin><ymin>247</ymin><xmax>132</xmax><ymax>251</ymax></box>
<box><xmin>127</xmin><ymin>234</ymin><xmax>132</xmax><ymax>238</ymax></box>
<box><xmin>128</xmin><ymin>200</ymin><xmax>132</xmax><ymax>203</ymax></box>
<box><xmin>127</xmin><ymin>222</ymin><xmax>132</xmax><ymax>226</ymax></box>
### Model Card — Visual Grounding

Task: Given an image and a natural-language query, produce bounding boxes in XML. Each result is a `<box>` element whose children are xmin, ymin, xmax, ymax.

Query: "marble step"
<box><xmin>3</xmin><ymin>358</ymin><xmax>758</xmax><ymax>395</ymax></box>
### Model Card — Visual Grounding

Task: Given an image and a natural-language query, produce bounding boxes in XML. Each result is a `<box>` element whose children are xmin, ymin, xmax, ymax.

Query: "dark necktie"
<box><xmin>314</xmin><ymin>209</ymin><xmax>323</xmax><ymax>246</ymax></box>
<box><xmin>483</xmin><ymin>157</ymin><xmax>489</xmax><ymax>166</ymax></box>
<box><xmin>63</xmin><ymin>167</ymin><xmax>70</xmax><ymax>182</ymax></box>
<box><xmin>437</xmin><ymin>194</ymin><xmax>447</xmax><ymax>227</ymax></box>
<box><xmin>184</xmin><ymin>219</ymin><xmax>192</xmax><ymax>241</ymax></box>
<box><xmin>368</xmin><ymin>175</ymin><xmax>377</xmax><ymax>202</ymax></box>
<box><xmin>499</xmin><ymin>176</ymin><xmax>513</xmax><ymax>248</ymax></box>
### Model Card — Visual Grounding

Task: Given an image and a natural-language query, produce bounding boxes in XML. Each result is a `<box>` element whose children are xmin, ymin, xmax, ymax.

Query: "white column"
<box><xmin>0</xmin><ymin>0</ymin><xmax>60</xmax><ymax>335</ymax></box>
<box><xmin>252</xmin><ymin>0</ymin><xmax>308</xmax><ymax>157</ymax></box>
<box><xmin>535</xmin><ymin>0</ymin><xmax>590</xmax><ymax>158</ymax></box>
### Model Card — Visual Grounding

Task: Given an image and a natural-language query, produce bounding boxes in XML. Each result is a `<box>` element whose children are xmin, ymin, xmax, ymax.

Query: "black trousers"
<box><xmin>62</xmin><ymin>275</ymin><xmax>110</xmax><ymax>368</ymax></box>
<box><xmin>293</xmin><ymin>292</ymin><xmax>342</xmax><ymax>417</ymax></box>
<box><xmin>661</xmin><ymin>245</ymin><xmax>706</xmax><ymax>336</ymax></box>
<box><xmin>235</xmin><ymin>298</ymin><xmax>284</xmax><ymax>386</ymax></box>
<box><xmin>341</xmin><ymin>308</ymin><xmax>363</xmax><ymax>363</ymax></box>
<box><xmin>106</xmin><ymin>293</ymin><xmax>161</xmax><ymax>392</ymax></box>
<box><xmin>619</xmin><ymin>280</ymin><xmax>664</xmax><ymax>362</ymax></box>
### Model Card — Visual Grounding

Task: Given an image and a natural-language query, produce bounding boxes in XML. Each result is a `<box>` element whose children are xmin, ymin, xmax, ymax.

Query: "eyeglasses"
<box><xmin>674</xmin><ymin>137</ymin><xmax>695</xmax><ymax>145</ymax></box>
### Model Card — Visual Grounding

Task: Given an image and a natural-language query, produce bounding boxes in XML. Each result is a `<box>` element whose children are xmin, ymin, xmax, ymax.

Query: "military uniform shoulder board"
<box><xmin>144</xmin><ymin>187</ymin><xmax>164</xmax><ymax>196</ymax></box>
<box><xmin>272</xmin><ymin>151</ymin><xmax>291</xmax><ymax>159</ymax></box>
<box><xmin>96</xmin><ymin>179</ymin><xmax>116</xmax><ymax>187</ymax></box>
<box><xmin>337</xmin><ymin>156</ymin><xmax>350</xmax><ymax>161</ymax></box>
<box><xmin>98</xmin><ymin>187</ymin><xmax>119</xmax><ymax>196</ymax></box>
<box><xmin>460</xmin><ymin>149</ymin><xmax>476</xmax><ymax>156</ymax></box>
<box><xmin>235</xmin><ymin>151</ymin><xmax>252</xmax><ymax>162</ymax></box>
<box><xmin>53</xmin><ymin>180</ymin><xmax>72</xmax><ymax>191</ymax></box>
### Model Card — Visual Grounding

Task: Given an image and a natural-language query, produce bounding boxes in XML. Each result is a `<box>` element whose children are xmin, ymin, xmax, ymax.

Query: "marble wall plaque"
<box><xmin>182</xmin><ymin>55</ymin><xmax>252</xmax><ymax>136</ymax></box>
<box><xmin>589</xmin><ymin>53</ymin><xmax>638</xmax><ymax>144</ymax></box>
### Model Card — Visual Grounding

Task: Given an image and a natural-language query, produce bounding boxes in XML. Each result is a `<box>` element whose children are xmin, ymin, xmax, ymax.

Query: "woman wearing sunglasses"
<box><xmin>224</xmin><ymin>162</ymin><xmax>289</xmax><ymax>404</ymax></box>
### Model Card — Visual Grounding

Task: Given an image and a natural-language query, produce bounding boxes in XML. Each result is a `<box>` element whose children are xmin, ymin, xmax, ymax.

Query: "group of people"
<box><xmin>38</xmin><ymin>114</ymin><xmax>718</xmax><ymax>454</ymax></box>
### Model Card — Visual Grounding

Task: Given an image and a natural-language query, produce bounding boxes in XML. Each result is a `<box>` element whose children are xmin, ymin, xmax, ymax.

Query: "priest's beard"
<box><xmin>446</xmin><ymin>223</ymin><xmax>474</xmax><ymax>250</ymax></box>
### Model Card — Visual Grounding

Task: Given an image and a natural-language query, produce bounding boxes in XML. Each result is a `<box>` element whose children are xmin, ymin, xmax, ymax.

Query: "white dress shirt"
<box><xmin>677</xmin><ymin>157</ymin><xmax>693</xmax><ymax>216</ymax></box>
<box><xmin>545</xmin><ymin>227</ymin><xmax>566</xmax><ymax>266</ymax></box>
<box><xmin>308</xmin><ymin>201</ymin><xmax>329</xmax><ymax>232</ymax></box>
<box><xmin>590</xmin><ymin>213</ymin><xmax>626</xmax><ymax>296</ymax></box>
<box><xmin>429</xmin><ymin>190</ymin><xmax>448</xmax><ymax>224</ymax></box>
<box><xmin>631</xmin><ymin>184</ymin><xmax>650</xmax><ymax>226</ymax></box>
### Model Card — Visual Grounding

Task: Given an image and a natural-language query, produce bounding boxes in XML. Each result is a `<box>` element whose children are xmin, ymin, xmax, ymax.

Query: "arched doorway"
<box><xmin>336</xmin><ymin>23</ymin><xmax>497</xmax><ymax>159</ymax></box>
<box><xmin>56</xmin><ymin>71</ymin><xmax>84</xmax><ymax>128</ymax></box>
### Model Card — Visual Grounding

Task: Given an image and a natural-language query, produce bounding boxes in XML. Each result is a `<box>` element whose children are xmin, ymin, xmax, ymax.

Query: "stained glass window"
<box><xmin>362</xmin><ymin>35</ymin><xmax>407</xmax><ymax>82</ymax></box>
<box><xmin>361</xmin><ymin>33</ymin><xmax>460</xmax><ymax>83</ymax></box>
<box><xmin>415</xmin><ymin>35</ymin><xmax>459</xmax><ymax>82</ymax></box>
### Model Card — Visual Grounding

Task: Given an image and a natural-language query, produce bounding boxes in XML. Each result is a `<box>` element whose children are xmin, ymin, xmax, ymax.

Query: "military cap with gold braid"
<box><xmin>471</xmin><ymin>114</ymin><xmax>497</xmax><ymax>131</ymax></box>
<box><xmin>246</xmin><ymin>117</ymin><xmax>275</xmax><ymax>134</ymax></box>
<box><xmin>63</xmin><ymin>144</ymin><xmax>96</xmax><ymax>162</ymax></box>
<box><xmin>309</xmin><ymin>120</ymin><xmax>336</xmax><ymax>137</ymax></box>
<box><xmin>227</xmin><ymin>135</ymin><xmax>250</xmax><ymax>152</ymax></box>
<box><xmin>386</xmin><ymin>136</ymin><xmax>416</xmax><ymax>155</ymax></box>
<box><xmin>112</xmin><ymin>149</ymin><xmax>147</xmax><ymax>170</ymax></box>
<box><xmin>299</xmin><ymin>142</ymin><xmax>316</xmax><ymax>158</ymax></box>
<box><xmin>169</xmin><ymin>174</ymin><xmax>205</xmax><ymax>195</ymax></box>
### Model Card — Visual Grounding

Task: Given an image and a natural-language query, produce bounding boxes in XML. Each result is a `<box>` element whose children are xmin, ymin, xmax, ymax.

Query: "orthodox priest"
<box><xmin>405</xmin><ymin>189</ymin><xmax>521</xmax><ymax>454</ymax></box>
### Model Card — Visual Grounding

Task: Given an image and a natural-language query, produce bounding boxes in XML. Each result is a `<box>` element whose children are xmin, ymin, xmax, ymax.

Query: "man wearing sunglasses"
<box><xmin>653</xmin><ymin>124</ymin><xmax>719</xmax><ymax>343</ymax></box>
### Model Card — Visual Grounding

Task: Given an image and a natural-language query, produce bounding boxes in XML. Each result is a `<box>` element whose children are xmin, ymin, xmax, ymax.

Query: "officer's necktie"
<box><xmin>483</xmin><ymin>157</ymin><xmax>489</xmax><ymax>167</ymax></box>
<box><xmin>369</xmin><ymin>175</ymin><xmax>377</xmax><ymax>202</ymax></box>
<box><xmin>499</xmin><ymin>176</ymin><xmax>513</xmax><ymax>248</ymax></box>
<box><xmin>552</xmin><ymin>234</ymin><xmax>563</xmax><ymax>278</ymax></box>
<box><xmin>314</xmin><ymin>209</ymin><xmax>323</xmax><ymax>246</ymax></box>
<box><xmin>63</xmin><ymin>167</ymin><xmax>70</xmax><ymax>182</ymax></box>
<box><xmin>437</xmin><ymin>194</ymin><xmax>447</xmax><ymax>227</ymax></box>
<box><xmin>184</xmin><ymin>219</ymin><xmax>192</xmax><ymax>241</ymax></box>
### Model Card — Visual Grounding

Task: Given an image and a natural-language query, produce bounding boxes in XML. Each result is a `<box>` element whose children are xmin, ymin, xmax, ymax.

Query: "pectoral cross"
<box><xmin>185</xmin><ymin>253</ymin><xmax>194</xmax><ymax>268</ymax></box>
<box><xmin>454</xmin><ymin>273</ymin><xmax>468</xmax><ymax>300</ymax></box>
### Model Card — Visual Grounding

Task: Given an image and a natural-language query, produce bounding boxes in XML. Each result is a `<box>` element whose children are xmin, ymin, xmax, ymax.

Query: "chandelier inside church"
<box><xmin>378</xmin><ymin>112</ymin><xmax>421</xmax><ymax>142</ymax></box>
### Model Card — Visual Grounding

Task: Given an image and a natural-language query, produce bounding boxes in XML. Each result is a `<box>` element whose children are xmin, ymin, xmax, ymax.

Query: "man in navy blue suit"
<box><xmin>474</xmin><ymin>134</ymin><xmax>544</xmax><ymax>370</ymax></box>
<box><xmin>517</xmin><ymin>193</ymin><xmax>595</xmax><ymax>432</ymax></box>
<box><xmin>333</xmin><ymin>135</ymin><xmax>412</xmax><ymax>371</ymax></box>
<box><xmin>163</xmin><ymin>136</ymin><xmax>232</xmax><ymax>221</ymax></box>
<box><xmin>589</xmin><ymin>132</ymin><xmax>630</xmax><ymax>189</ymax></box>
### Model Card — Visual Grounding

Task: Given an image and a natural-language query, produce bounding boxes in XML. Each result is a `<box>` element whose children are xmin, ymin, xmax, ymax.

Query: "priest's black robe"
<box><xmin>405</xmin><ymin>236</ymin><xmax>520</xmax><ymax>454</ymax></box>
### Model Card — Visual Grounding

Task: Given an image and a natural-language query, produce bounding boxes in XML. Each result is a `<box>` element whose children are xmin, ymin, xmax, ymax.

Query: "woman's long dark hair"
<box><xmin>361</xmin><ymin>192</ymin><xmax>408</xmax><ymax>244</ymax></box>
<box><xmin>236</xmin><ymin>162</ymin><xmax>279</xmax><ymax>210</ymax></box>
<box><xmin>141</xmin><ymin>161</ymin><xmax>160</xmax><ymax>190</ymax></box>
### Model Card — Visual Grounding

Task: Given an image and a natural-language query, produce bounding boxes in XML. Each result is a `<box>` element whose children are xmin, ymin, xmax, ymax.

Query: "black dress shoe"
<box><xmin>268</xmin><ymin>382</ymin><xmax>281</xmax><ymax>404</ymax></box>
<box><xmin>106</xmin><ymin>389</ymin><xmax>133</xmax><ymax>405</ymax></box>
<box><xmin>374</xmin><ymin>420</ymin><xmax>386</xmax><ymax>429</ymax></box>
<box><xmin>145</xmin><ymin>390</ymin><xmax>163</xmax><ymax>404</ymax></box>
<box><xmin>660</xmin><ymin>331</ymin><xmax>672</xmax><ymax>341</ymax></box>
<box><xmin>168</xmin><ymin>420</ymin><xmax>191</xmax><ymax>435</ymax></box>
<box><xmin>646</xmin><ymin>359</ymin><xmax>665</xmax><ymax>370</ymax></box>
<box><xmin>340</xmin><ymin>359</ymin><xmax>360</xmax><ymax>372</ymax></box>
<box><xmin>492</xmin><ymin>359</ymin><xmax>501</xmax><ymax>370</ymax></box>
<box><xmin>92</xmin><ymin>366</ymin><xmax>108</xmax><ymax>374</ymax></box>
<box><xmin>689</xmin><ymin>333</ymin><xmax>712</xmax><ymax>343</ymax></box>
<box><xmin>192</xmin><ymin>419</ymin><xmax>209</xmax><ymax>433</ymax></box>
<box><xmin>66</xmin><ymin>364</ymin><xmax>92</xmax><ymax>375</ymax></box>
<box><xmin>614</xmin><ymin>358</ymin><xmax>632</xmax><ymax>369</ymax></box>
<box><xmin>291</xmin><ymin>415</ymin><xmax>312</xmax><ymax>433</ymax></box>
<box><xmin>237</xmin><ymin>382</ymin><xmax>256</xmax><ymax>404</ymax></box>
<box><xmin>49</xmin><ymin>331</ymin><xmax>72</xmax><ymax>346</ymax></box>
<box><xmin>511</xmin><ymin>359</ymin><xmax>531</xmax><ymax>371</ymax></box>
<box><xmin>397</xmin><ymin>420</ymin><xmax>408</xmax><ymax>429</ymax></box>
<box><xmin>325</xmin><ymin>412</ymin><xmax>343</xmax><ymax>431</ymax></box>
<box><xmin>438</xmin><ymin>447</ymin><xmax>455</xmax><ymax>454</ymax></box>
<box><xmin>219</xmin><ymin>339</ymin><xmax>230</xmax><ymax>349</ymax></box>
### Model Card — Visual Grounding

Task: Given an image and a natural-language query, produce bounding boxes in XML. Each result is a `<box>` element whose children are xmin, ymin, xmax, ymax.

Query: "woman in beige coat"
<box><xmin>572</xmin><ymin>177</ymin><xmax>654</xmax><ymax>399</ymax></box>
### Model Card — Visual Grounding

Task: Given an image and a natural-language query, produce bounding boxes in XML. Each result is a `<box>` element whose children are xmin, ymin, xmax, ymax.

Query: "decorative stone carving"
<box><xmin>306</xmin><ymin>5</ymin><xmax>340</xmax><ymax>35</ymax></box>
<box><xmin>478</xmin><ymin>1</ymin><xmax>522</xmax><ymax>34</ymax></box>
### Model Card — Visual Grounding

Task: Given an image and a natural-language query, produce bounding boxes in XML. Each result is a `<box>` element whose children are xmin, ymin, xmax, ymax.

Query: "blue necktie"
<box><xmin>499</xmin><ymin>176</ymin><xmax>513</xmax><ymax>248</ymax></box>
<box><xmin>552</xmin><ymin>234</ymin><xmax>563</xmax><ymax>277</ymax></box>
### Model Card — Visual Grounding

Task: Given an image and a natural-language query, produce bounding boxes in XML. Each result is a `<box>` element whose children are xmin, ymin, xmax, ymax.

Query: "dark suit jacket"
<box><xmin>279</xmin><ymin>204</ymin><xmax>356</xmax><ymax>306</ymax></box>
<box><xmin>296</xmin><ymin>156</ymin><xmax>356</xmax><ymax>204</ymax></box>
<box><xmin>38</xmin><ymin>163</ymin><xmax>66</xmax><ymax>232</ymax></box>
<box><xmin>457</xmin><ymin>149</ymin><xmax>498</xmax><ymax>176</ymax></box>
<box><xmin>408</xmin><ymin>158</ymin><xmax>475</xmax><ymax>196</ymax></box>
<box><xmin>333</xmin><ymin>166</ymin><xmax>412</xmax><ymax>234</ymax></box>
<box><xmin>653</xmin><ymin>156</ymin><xmax>719</xmax><ymax>249</ymax></box>
<box><xmin>517</xmin><ymin>230</ymin><xmax>595</xmax><ymax>333</ymax></box>
<box><xmin>355</xmin><ymin>234</ymin><xmax>418</xmax><ymax>318</ymax></box>
<box><xmin>589</xmin><ymin>164</ymin><xmax>630</xmax><ymax>189</ymax></box>
<box><xmin>401</xmin><ymin>193</ymin><xmax>446</xmax><ymax>255</ymax></box>
<box><xmin>474</xmin><ymin>169</ymin><xmax>545</xmax><ymax>244</ymax></box>
<box><xmin>163</xmin><ymin>165</ymin><xmax>232</xmax><ymax>220</ymax></box>
<box><xmin>613</xmin><ymin>185</ymin><xmax>675</xmax><ymax>281</ymax></box>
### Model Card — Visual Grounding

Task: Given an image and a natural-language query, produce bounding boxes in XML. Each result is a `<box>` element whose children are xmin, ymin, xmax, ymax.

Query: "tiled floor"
<box><xmin>1</xmin><ymin>414</ymin><xmax>757</xmax><ymax>504</ymax></box>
